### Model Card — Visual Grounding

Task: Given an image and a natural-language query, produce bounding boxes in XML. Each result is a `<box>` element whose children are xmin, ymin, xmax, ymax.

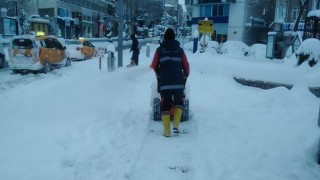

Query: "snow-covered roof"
<box><xmin>165</xmin><ymin>3</ymin><xmax>174</xmax><ymax>8</ymax></box>
<box><xmin>268</xmin><ymin>31</ymin><xmax>277</xmax><ymax>35</ymax></box>
<box><xmin>57</xmin><ymin>16</ymin><xmax>74</xmax><ymax>21</ymax></box>
<box><xmin>307</xmin><ymin>10</ymin><xmax>320</xmax><ymax>17</ymax></box>
<box><xmin>27</xmin><ymin>18</ymin><xmax>50</xmax><ymax>24</ymax></box>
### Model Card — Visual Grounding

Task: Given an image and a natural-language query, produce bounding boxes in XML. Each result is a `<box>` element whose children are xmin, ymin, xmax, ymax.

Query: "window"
<box><xmin>211</xmin><ymin>23</ymin><xmax>228</xmax><ymax>43</ymax></box>
<box><xmin>218</xmin><ymin>4</ymin><xmax>224</xmax><ymax>16</ymax></box>
<box><xmin>291</xmin><ymin>7</ymin><xmax>306</xmax><ymax>22</ymax></box>
<box><xmin>212</xmin><ymin>4</ymin><xmax>218</xmax><ymax>16</ymax></box>
<box><xmin>200</xmin><ymin>4</ymin><xmax>212</xmax><ymax>17</ymax></box>
<box><xmin>12</xmin><ymin>39</ymin><xmax>34</xmax><ymax>49</ymax></box>
<box><xmin>212</xmin><ymin>4</ymin><xmax>229</xmax><ymax>17</ymax></box>
<box><xmin>43</xmin><ymin>39</ymin><xmax>55</xmax><ymax>49</ymax></box>
<box><xmin>223</xmin><ymin>4</ymin><xmax>229</xmax><ymax>16</ymax></box>
<box><xmin>52</xmin><ymin>39</ymin><xmax>64</xmax><ymax>50</ymax></box>
<box><xmin>292</xmin><ymin>7</ymin><xmax>299</xmax><ymax>21</ymax></box>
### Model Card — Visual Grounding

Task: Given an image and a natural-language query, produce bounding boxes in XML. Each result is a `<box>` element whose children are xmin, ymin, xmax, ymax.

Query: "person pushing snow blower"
<box><xmin>150</xmin><ymin>28</ymin><xmax>190</xmax><ymax>137</ymax></box>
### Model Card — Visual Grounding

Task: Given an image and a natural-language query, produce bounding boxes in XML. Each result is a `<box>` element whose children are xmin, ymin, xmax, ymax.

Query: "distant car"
<box><xmin>0</xmin><ymin>43</ymin><xmax>5</xmax><ymax>68</ymax></box>
<box><xmin>9</xmin><ymin>35</ymin><xmax>71</xmax><ymax>74</ymax></box>
<box><xmin>66</xmin><ymin>39</ymin><xmax>96</xmax><ymax>61</ymax></box>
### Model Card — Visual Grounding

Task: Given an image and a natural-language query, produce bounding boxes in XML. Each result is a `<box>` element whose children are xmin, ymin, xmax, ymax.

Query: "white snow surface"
<box><xmin>0</xmin><ymin>40</ymin><xmax>320</xmax><ymax>180</ymax></box>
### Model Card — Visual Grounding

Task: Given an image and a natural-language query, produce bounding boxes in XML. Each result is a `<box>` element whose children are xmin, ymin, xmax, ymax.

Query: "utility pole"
<box><xmin>118</xmin><ymin>0</ymin><xmax>123</xmax><ymax>67</ymax></box>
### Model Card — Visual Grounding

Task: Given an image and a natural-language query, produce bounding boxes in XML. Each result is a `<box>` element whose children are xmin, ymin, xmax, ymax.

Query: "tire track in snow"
<box><xmin>127</xmin><ymin>116</ymin><xmax>197</xmax><ymax>180</ymax></box>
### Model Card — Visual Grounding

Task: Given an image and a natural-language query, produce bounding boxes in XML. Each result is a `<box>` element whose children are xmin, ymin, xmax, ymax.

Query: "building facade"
<box><xmin>20</xmin><ymin>0</ymin><xmax>115</xmax><ymax>39</ymax></box>
<box><xmin>186</xmin><ymin>0</ymin><xmax>320</xmax><ymax>44</ymax></box>
<box><xmin>186</xmin><ymin>0</ymin><xmax>243</xmax><ymax>43</ymax></box>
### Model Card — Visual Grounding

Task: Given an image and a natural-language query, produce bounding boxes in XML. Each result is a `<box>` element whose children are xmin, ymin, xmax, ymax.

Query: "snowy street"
<box><xmin>0</xmin><ymin>42</ymin><xmax>320</xmax><ymax>180</ymax></box>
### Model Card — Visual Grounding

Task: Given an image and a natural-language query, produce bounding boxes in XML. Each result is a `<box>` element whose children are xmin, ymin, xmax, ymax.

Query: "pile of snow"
<box><xmin>220</xmin><ymin>40</ymin><xmax>249</xmax><ymax>57</ymax></box>
<box><xmin>295</xmin><ymin>38</ymin><xmax>320</xmax><ymax>66</ymax></box>
<box><xmin>247</xmin><ymin>43</ymin><xmax>267</xmax><ymax>58</ymax></box>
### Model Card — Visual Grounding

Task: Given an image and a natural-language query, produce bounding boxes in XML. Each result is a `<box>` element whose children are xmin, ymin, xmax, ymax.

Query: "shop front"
<box><xmin>57</xmin><ymin>17</ymin><xmax>74</xmax><ymax>39</ymax></box>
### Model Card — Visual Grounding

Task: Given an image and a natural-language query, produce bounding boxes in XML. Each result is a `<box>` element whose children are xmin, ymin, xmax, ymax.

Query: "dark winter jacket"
<box><xmin>150</xmin><ymin>39</ymin><xmax>190</xmax><ymax>91</ymax></box>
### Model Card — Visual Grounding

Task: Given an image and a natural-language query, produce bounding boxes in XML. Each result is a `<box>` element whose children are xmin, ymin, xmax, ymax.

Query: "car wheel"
<box><xmin>43</xmin><ymin>61</ymin><xmax>51</xmax><ymax>74</ymax></box>
<box><xmin>181</xmin><ymin>99</ymin><xmax>189</xmax><ymax>122</ymax></box>
<box><xmin>153</xmin><ymin>98</ymin><xmax>161</xmax><ymax>121</ymax></box>
<box><xmin>66</xmin><ymin>58</ymin><xmax>71</xmax><ymax>67</ymax></box>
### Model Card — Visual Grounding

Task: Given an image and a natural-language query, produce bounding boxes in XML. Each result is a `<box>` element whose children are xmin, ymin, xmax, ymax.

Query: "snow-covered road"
<box><xmin>0</xmin><ymin>43</ymin><xmax>319</xmax><ymax>180</ymax></box>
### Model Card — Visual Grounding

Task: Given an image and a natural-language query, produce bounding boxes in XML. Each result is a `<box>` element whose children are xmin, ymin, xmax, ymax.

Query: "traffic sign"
<box><xmin>198</xmin><ymin>20</ymin><xmax>213</xmax><ymax>33</ymax></box>
<box><xmin>97</xmin><ymin>47</ymin><xmax>105</xmax><ymax>58</ymax></box>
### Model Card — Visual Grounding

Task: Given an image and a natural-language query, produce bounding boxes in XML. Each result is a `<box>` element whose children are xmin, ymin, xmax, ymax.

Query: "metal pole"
<box><xmin>118</xmin><ymin>0</ymin><xmax>123</xmax><ymax>67</ymax></box>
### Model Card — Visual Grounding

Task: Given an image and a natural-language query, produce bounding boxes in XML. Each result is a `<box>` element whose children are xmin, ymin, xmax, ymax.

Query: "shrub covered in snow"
<box><xmin>220</xmin><ymin>40</ymin><xmax>249</xmax><ymax>56</ymax></box>
<box><xmin>208</xmin><ymin>41</ymin><xmax>220</xmax><ymax>53</ymax></box>
<box><xmin>247</xmin><ymin>43</ymin><xmax>266</xmax><ymax>58</ymax></box>
<box><xmin>295</xmin><ymin>38</ymin><xmax>320</xmax><ymax>67</ymax></box>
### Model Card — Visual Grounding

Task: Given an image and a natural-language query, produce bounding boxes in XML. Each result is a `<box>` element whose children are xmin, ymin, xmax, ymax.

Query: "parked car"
<box><xmin>66</xmin><ymin>39</ymin><xmax>96</xmax><ymax>61</ymax></box>
<box><xmin>0</xmin><ymin>43</ymin><xmax>5</xmax><ymax>68</ymax></box>
<box><xmin>9</xmin><ymin>35</ymin><xmax>71</xmax><ymax>74</ymax></box>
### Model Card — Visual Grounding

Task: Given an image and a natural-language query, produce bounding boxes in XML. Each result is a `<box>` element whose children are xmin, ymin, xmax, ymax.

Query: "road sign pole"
<box><xmin>117</xmin><ymin>0</ymin><xmax>123</xmax><ymax>67</ymax></box>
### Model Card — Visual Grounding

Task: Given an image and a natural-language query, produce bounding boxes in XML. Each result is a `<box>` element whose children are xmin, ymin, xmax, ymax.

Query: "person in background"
<box><xmin>150</xmin><ymin>28</ymin><xmax>190</xmax><ymax>137</ymax></box>
<box><xmin>128</xmin><ymin>33</ymin><xmax>140</xmax><ymax>66</ymax></box>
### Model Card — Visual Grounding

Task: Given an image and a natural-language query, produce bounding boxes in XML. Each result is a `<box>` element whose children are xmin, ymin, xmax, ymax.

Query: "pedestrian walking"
<box><xmin>127</xmin><ymin>33</ymin><xmax>140</xmax><ymax>67</ymax></box>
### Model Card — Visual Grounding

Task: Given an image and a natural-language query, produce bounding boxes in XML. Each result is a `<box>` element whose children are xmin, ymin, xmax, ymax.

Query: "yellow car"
<box><xmin>9</xmin><ymin>35</ymin><xmax>71</xmax><ymax>74</ymax></box>
<box><xmin>66</xmin><ymin>39</ymin><xmax>96</xmax><ymax>61</ymax></box>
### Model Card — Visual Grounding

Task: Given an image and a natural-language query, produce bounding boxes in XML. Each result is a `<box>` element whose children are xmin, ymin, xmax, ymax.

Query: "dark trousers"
<box><xmin>131</xmin><ymin>50</ymin><xmax>140</xmax><ymax>65</ymax></box>
<box><xmin>160</xmin><ymin>89</ymin><xmax>184</xmax><ymax>113</ymax></box>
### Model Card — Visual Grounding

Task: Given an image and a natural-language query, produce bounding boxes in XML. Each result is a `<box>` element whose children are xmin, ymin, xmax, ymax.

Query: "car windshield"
<box><xmin>12</xmin><ymin>39</ymin><xmax>34</xmax><ymax>49</ymax></box>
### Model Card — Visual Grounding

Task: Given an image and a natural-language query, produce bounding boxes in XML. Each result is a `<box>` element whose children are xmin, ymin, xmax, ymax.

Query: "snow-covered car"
<box><xmin>9</xmin><ymin>35</ymin><xmax>71</xmax><ymax>74</ymax></box>
<box><xmin>66</xmin><ymin>39</ymin><xmax>96</xmax><ymax>61</ymax></box>
<box><xmin>150</xmin><ymin>81</ymin><xmax>190</xmax><ymax>122</ymax></box>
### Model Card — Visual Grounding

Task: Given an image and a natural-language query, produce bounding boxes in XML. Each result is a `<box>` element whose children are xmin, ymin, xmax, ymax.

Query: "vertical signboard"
<box><xmin>2</xmin><ymin>17</ymin><xmax>18</xmax><ymax>37</ymax></box>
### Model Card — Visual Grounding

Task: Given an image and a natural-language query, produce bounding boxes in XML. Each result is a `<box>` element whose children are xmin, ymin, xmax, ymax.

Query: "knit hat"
<box><xmin>164</xmin><ymin>28</ymin><xmax>175</xmax><ymax>40</ymax></box>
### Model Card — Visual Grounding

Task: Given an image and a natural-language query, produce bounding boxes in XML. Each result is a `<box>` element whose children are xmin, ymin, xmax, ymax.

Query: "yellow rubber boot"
<box><xmin>173</xmin><ymin>107</ymin><xmax>183</xmax><ymax>133</ymax></box>
<box><xmin>162</xmin><ymin>114</ymin><xmax>171</xmax><ymax>137</ymax></box>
